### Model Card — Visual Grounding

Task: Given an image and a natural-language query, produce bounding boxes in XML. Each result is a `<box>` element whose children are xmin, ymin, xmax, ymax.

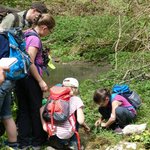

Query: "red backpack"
<box><xmin>42</xmin><ymin>86</ymin><xmax>81</xmax><ymax>150</ymax></box>
<box><xmin>42</xmin><ymin>86</ymin><xmax>70</xmax><ymax>129</ymax></box>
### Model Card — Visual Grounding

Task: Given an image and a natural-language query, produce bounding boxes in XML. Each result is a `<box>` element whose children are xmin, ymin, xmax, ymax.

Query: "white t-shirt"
<box><xmin>47</xmin><ymin>96</ymin><xmax>84</xmax><ymax>139</ymax></box>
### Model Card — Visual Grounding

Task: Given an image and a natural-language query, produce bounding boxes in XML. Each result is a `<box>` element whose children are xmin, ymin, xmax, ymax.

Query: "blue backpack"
<box><xmin>112</xmin><ymin>84</ymin><xmax>142</xmax><ymax>109</ymax></box>
<box><xmin>0</xmin><ymin>28</ymin><xmax>31</xmax><ymax>80</ymax></box>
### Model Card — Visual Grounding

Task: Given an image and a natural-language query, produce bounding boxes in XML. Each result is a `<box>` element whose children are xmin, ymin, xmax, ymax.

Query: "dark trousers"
<box><xmin>15</xmin><ymin>76</ymin><xmax>47</xmax><ymax>147</ymax></box>
<box><xmin>115</xmin><ymin>107</ymin><xmax>136</xmax><ymax>127</ymax></box>
<box><xmin>99</xmin><ymin>105</ymin><xmax>136</xmax><ymax>129</ymax></box>
<box><xmin>47</xmin><ymin>112</ymin><xmax>79</xmax><ymax>149</ymax></box>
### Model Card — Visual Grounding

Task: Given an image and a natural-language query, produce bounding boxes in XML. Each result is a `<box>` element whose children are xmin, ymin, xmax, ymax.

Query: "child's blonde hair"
<box><xmin>71</xmin><ymin>87</ymin><xmax>79</xmax><ymax>96</ymax></box>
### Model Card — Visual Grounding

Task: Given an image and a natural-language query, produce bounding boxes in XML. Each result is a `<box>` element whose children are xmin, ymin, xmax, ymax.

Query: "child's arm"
<box><xmin>101</xmin><ymin>101</ymin><xmax>121</xmax><ymax>128</ymax></box>
<box><xmin>76</xmin><ymin>107</ymin><xmax>90</xmax><ymax>132</ymax></box>
<box><xmin>81</xmin><ymin>122</ymin><xmax>90</xmax><ymax>132</ymax></box>
<box><xmin>28</xmin><ymin>46</ymin><xmax>48</xmax><ymax>92</ymax></box>
<box><xmin>76</xmin><ymin>107</ymin><xmax>85</xmax><ymax>125</ymax></box>
<box><xmin>40</xmin><ymin>106</ymin><xmax>47</xmax><ymax>132</ymax></box>
<box><xmin>95</xmin><ymin>117</ymin><xmax>104</xmax><ymax>127</ymax></box>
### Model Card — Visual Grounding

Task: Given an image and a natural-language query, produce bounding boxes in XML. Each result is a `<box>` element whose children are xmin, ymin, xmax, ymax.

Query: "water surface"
<box><xmin>44</xmin><ymin>62</ymin><xmax>110</xmax><ymax>87</ymax></box>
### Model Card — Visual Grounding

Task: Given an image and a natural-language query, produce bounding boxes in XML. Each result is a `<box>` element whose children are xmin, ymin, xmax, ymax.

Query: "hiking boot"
<box><xmin>4</xmin><ymin>141</ymin><xmax>19</xmax><ymax>150</ymax></box>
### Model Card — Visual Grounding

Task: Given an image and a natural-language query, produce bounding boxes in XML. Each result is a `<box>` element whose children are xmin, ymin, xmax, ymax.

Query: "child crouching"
<box><xmin>93</xmin><ymin>88</ymin><xmax>136</xmax><ymax>133</ymax></box>
<box><xmin>40</xmin><ymin>77</ymin><xmax>90</xmax><ymax>150</ymax></box>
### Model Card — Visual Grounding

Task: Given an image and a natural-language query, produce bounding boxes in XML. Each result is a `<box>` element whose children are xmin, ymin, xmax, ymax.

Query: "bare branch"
<box><xmin>114</xmin><ymin>15</ymin><xmax>122</xmax><ymax>70</ymax></box>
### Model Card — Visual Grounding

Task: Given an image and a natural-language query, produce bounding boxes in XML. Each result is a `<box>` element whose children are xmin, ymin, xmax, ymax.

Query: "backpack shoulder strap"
<box><xmin>0</xmin><ymin>31</ymin><xmax>8</xmax><ymax>38</ymax></box>
<box><xmin>0</xmin><ymin>32</ymin><xmax>9</xmax><ymax>58</ymax></box>
<box><xmin>24</xmin><ymin>30</ymin><xmax>42</xmax><ymax>50</ymax></box>
<box><xmin>12</xmin><ymin>12</ymin><xmax>19</xmax><ymax>27</ymax></box>
<box><xmin>111</xmin><ymin>93</ymin><xmax>117</xmax><ymax>102</ymax></box>
<box><xmin>24</xmin><ymin>31</ymin><xmax>39</xmax><ymax>38</ymax></box>
<box><xmin>69</xmin><ymin>114</ymin><xmax>81</xmax><ymax>150</ymax></box>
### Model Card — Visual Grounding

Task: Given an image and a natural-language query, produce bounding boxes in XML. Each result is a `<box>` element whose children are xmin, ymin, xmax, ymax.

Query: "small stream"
<box><xmin>43</xmin><ymin>62</ymin><xmax>110</xmax><ymax>87</ymax></box>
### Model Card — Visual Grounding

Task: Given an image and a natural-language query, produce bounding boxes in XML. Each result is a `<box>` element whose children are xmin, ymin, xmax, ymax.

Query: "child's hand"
<box><xmin>0</xmin><ymin>66</ymin><xmax>9</xmax><ymax>85</ymax></box>
<box><xmin>101</xmin><ymin>122</ymin><xmax>107</xmax><ymax>128</ymax></box>
<box><xmin>43</xmin><ymin>123</ymin><xmax>47</xmax><ymax>132</ymax></box>
<box><xmin>95</xmin><ymin>118</ymin><xmax>102</xmax><ymax>127</ymax></box>
<box><xmin>83</xmin><ymin>124</ymin><xmax>90</xmax><ymax>132</ymax></box>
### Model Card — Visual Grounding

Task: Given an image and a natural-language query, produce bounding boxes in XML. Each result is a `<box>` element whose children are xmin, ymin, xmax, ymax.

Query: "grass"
<box><xmin>78</xmin><ymin>50</ymin><xmax>150</xmax><ymax>148</ymax></box>
<box><xmin>1</xmin><ymin>0</ymin><xmax>150</xmax><ymax>149</ymax></box>
<box><xmin>46</xmin><ymin>15</ymin><xmax>118</xmax><ymax>62</ymax></box>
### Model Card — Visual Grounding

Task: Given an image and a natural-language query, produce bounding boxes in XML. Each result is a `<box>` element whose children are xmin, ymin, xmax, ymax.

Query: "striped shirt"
<box><xmin>47</xmin><ymin>96</ymin><xmax>84</xmax><ymax>139</ymax></box>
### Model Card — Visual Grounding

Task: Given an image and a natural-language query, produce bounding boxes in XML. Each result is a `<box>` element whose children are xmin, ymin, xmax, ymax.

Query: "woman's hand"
<box><xmin>0</xmin><ymin>66</ymin><xmax>9</xmax><ymax>85</ymax></box>
<box><xmin>39</xmin><ymin>80</ymin><xmax>48</xmax><ymax>92</ymax></box>
<box><xmin>43</xmin><ymin>123</ymin><xmax>47</xmax><ymax>132</ymax></box>
<box><xmin>95</xmin><ymin>118</ymin><xmax>102</xmax><ymax>127</ymax></box>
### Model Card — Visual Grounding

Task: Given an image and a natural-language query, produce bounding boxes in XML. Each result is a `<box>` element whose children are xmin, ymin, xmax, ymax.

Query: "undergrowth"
<box><xmin>1</xmin><ymin>0</ymin><xmax>150</xmax><ymax>149</ymax></box>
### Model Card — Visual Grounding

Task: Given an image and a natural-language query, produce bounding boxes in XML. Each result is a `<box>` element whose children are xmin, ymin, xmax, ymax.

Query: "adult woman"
<box><xmin>15</xmin><ymin>13</ymin><xmax>55</xmax><ymax>149</ymax></box>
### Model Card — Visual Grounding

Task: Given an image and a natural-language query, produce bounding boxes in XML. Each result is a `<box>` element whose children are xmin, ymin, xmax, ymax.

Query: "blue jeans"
<box><xmin>0</xmin><ymin>80</ymin><xmax>15</xmax><ymax>119</ymax></box>
<box><xmin>115</xmin><ymin>107</ymin><xmax>136</xmax><ymax>128</ymax></box>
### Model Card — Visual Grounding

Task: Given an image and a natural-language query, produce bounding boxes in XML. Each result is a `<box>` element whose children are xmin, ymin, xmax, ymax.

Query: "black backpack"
<box><xmin>0</xmin><ymin>5</ymin><xmax>20</xmax><ymax>27</ymax></box>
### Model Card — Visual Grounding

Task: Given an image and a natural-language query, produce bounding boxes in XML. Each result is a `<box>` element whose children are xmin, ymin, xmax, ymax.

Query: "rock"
<box><xmin>122</xmin><ymin>123</ymin><xmax>147</xmax><ymax>135</ymax></box>
<box><xmin>106</xmin><ymin>141</ymin><xmax>137</xmax><ymax>150</ymax></box>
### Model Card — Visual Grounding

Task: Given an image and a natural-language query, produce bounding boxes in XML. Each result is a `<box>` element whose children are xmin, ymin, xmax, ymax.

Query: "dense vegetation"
<box><xmin>1</xmin><ymin>0</ymin><xmax>150</xmax><ymax>149</ymax></box>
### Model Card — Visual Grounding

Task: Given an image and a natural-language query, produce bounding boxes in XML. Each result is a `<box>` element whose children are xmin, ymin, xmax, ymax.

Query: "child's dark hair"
<box><xmin>93</xmin><ymin>88</ymin><xmax>111</xmax><ymax>104</ymax></box>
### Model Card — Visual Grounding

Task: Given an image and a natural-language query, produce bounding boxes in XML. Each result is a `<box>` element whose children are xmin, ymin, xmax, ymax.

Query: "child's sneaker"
<box><xmin>4</xmin><ymin>141</ymin><xmax>19</xmax><ymax>150</ymax></box>
<box><xmin>114</xmin><ymin>127</ymin><xmax>123</xmax><ymax>134</ymax></box>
